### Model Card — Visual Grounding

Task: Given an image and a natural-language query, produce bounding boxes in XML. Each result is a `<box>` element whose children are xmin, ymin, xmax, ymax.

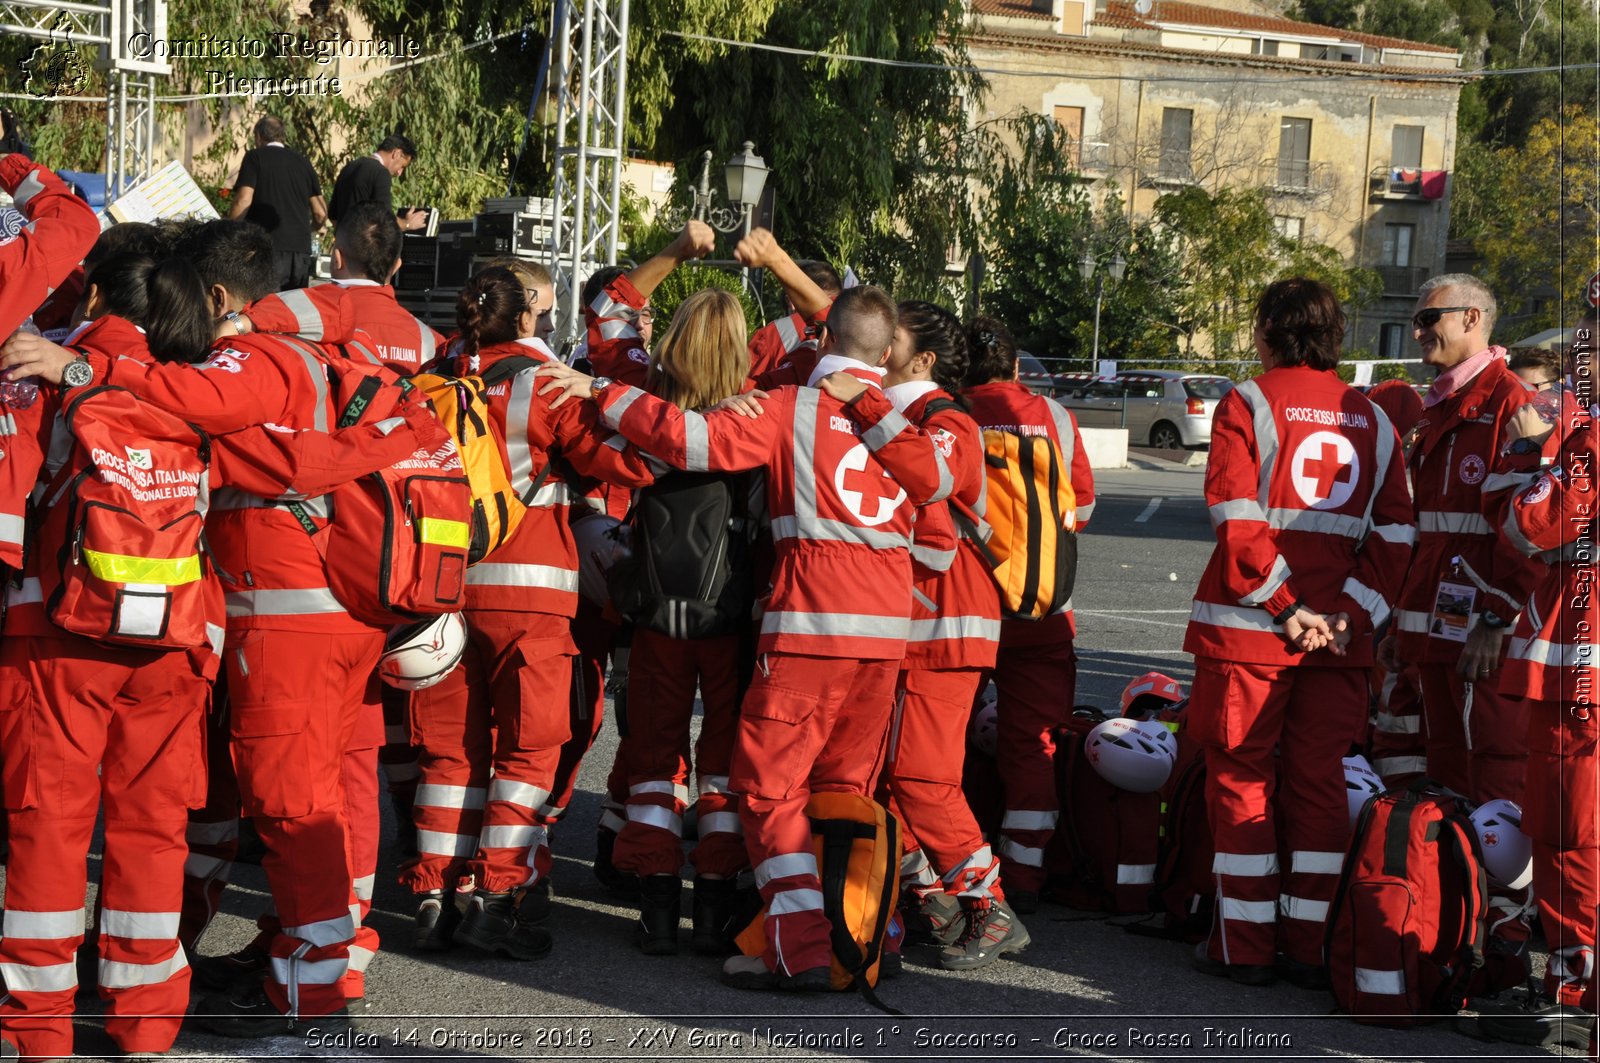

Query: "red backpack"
<box><xmin>1325</xmin><ymin>782</ymin><xmax>1489</xmax><ymax>1026</ymax></box>
<box><xmin>1148</xmin><ymin>749</ymin><xmax>1214</xmax><ymax>942</ymax></box>
<box><xmin>35</xmin><ymin>386</ymin><xmax>219</xmax><ymax>649</ymax></box>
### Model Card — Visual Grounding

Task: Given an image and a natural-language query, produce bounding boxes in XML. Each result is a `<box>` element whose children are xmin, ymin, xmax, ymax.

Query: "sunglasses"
<box><xmin>1412</xmin><ymin>306</ymin><xmax>1476</xmax><ymax>330</ymax></box>
<box><xmin>636</xmin><ymin>307</ymin><xmax>655</xmax><ymax>325</ymax></box>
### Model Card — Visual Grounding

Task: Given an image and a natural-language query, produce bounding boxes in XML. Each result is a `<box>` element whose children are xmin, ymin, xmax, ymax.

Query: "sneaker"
<box><xmin>190</xmin><ymin>943</ymin><xmax>271</xmax><ymax>993</ymax></box>
<box><xmin>413</xmin><ymin>891</ymin><xmax>460</xmax><ymax>952</ymax></box>
<box><xmin>939</xmin><ymin>902</ymin><xmax>1032</xmax><ymax>971</ymax></box>
<box><xmin>901</xmin><ymin>889</ymin><xmax>964</xmax><ymax>948</ymax></box>
<box><xmin>454</xmin><ymin>890</ymin><xmax>552</xmax><ymax>962</ymax></box>
<box><xmin>1006</xmin><ymin>888</ymin><xmax>1040</xmax><ymax>915</ymax></box>
<box><xmin>720</xmin><ymin>954</ymin><xmax>831</xmax><ymax>992</ymax></box>
<box><xmin>636</xmin><ymin>876</ymin><xmax>682</xmax><ymax>956</ymax></box>
<box><xmin>1475</xmin><ymin>984</ymin><xmax>1593</xmax><ymax>1050</ymax></box>
<box><xmin>195</xmin><ymin>984</ymin><xmax>350</xmax><ymax>1039</ymax></box>
<box><xmin>1191</xmin><ymin>941</ymin><xmax>1277</xmax><ymax>987</ymax></box>
<box><xmin>593</xmin><ymin>827</ymin><xmax>639</xmax><ymax>897</ymax></box>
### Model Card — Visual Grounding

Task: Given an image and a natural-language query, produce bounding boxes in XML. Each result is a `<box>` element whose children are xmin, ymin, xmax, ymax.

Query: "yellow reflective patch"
<box><xmin>83</xmin><ymin>549</ymin><xmax>201</xmax><ymax>585</ymax></box>
<box><xmin>418</xmin><ymin>517</ymin><xmax>471</xmax><ymax>548</ymax></box>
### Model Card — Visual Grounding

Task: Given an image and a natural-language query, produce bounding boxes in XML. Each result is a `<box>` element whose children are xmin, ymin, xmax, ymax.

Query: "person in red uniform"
<box><xmin>0</xmin><ymin>151</ymin><xmax>100</xmax><ymax>342</ymax></box>
<box><xmin>536</xmin><ymin>284</ymin><xmax>955</xmax><ymax>989</ymax></box>
<box><xmin>399</xmin><ymin>267</ymin><xmax>655</xmax><ymax>960</ymax></box>
<box><xmin>1186</xmin><ymin>278</ymin><xmax>1415</xmax><ymax>986</ymax></box>
<box><xmin>0</xmin><ymin>220</ymin><xmax>409</xmax><ymax>1037</ymax></box>
<box><xmin>0</xmin><ymin>254</ymin><xmax>220</xmax><ymax>1061</ymax></box>
<box><xmin>1473</xmin><ymin>306</ymin><xmax>1600</xmax><ymax>1050</ymax></box>
<box><xmin>877</xmin><ymin>301</ymin><xmax>1023</xmax><ymax>969</ymax></box>
<box><xmin>745</xmin><ymin>257</ymin><xmax>840</xmax><ymax>385</ymax></box>
<box><xmin>959</xmin><ymin>317</ymin><xmax>1096</xmax><ymax>913</ymax></box>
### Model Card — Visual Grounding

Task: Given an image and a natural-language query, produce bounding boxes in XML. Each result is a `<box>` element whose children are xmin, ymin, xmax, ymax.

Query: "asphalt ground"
<box><xmin>24</xmin><ymin>455</ymin><xmax>1574</xmax><ymax>1062</ymax></box>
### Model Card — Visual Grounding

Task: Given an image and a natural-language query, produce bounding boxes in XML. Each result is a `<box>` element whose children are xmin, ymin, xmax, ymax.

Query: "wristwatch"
<box><xmin>61</xmin><ymin>353</ymin><xmax>93</xmax><ymax>390</ymax></box>
<box><xmin>1509</xmin><ymin>436</ymin><xmax>1543</xmax><ymax>456</ymax></box>
<box><xmin>590</xmin><ymin>375</ymin><xmax>614</xmax><ymax>398</ymax></box>
<box><xmin>1480</xmin><ymin>610</ymin><xmax>1511</xmax><ymax>630</ymax></box>
<box><xmin>1272</xmin><ymin>600</ymin><xmax>1305</xmax><ymax>625</ymax></box>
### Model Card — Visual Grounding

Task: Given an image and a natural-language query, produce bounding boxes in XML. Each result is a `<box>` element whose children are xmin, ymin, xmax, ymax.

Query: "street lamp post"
<box><xmin>1079</xmin><ymin>248</ymin><xmax>1128</xmax><ymax>424</ymax></box>
<box><xmin>664</xmin><ymin>141</ymin><xmax>770</xmax><ymax>282</ymax></box>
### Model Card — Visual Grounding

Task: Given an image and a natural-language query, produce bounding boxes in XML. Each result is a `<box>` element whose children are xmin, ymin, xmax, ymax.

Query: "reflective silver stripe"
<box><xmin>99</xmin><ymin>951</ymin><xmax>189</xmax><ymax>989</ymax></box>
<box><xmin>225</xmin><ymin>587</ymin><xmax>346</xmax><ymax>617</ymax></box>
<box><xmin>11</xmin><ymin>170</ymin><xmax>46</xmax><ymax>211</ymax></box>
<box><xmin>269</xmin><ymin>954</ymin><xmax>346</xmax><ymax>987</ymax></box>
<box><xmin>699</xmin><ymin>811</ymin><xmax>742</xmax><ymax>837</ymax></box>
<box><xmin>348</xmin><ymin>944</ymin><xmax>376</xmax><ymax>973</ymax></box>
<box><xmin>1551</xmin><ymin>946</ymin><xmax>1596</xmax><ymax>982</ymax></box>
<box><xmin>3</xmin><ymin>909</ymin><xmax>83</xmax><ymax>938</ymax></box>
<box><xmin>1239</xmin><ymin>554</ymin><xmax>1291</xmax><ymax>607</ymax></box>
<box><xmin>1000</xmin><ymin>809</ymin><xmax>1059</xmax><ymax>831</ymax></box>
<box><xmin>773</xmin><ymin>315</ymin><xmax>801</xmax><ymax>352</ymax></box>
<box><xmin>907</xmin><ymin>615</ymin><xmax>1002</xmax><ymax>643</ymax></box>
<box><xmin>861</xmin><ymin>408</ymin><xmax>910</xmax><ymax>452</ymax></box>
<box><xmin>1267</xmin><ymin>508</ymin><xmax>1368</xmax><ymax>538</ymax></box>
<box><xmin>417</xmin><ymin>830</ymin><xmax>477</xmax><ymax>858</ymax></box>
<box><xmin>761</xmin><ymin>610</ymin><xmax>910</xmax><ymax>642</ymax></box>
<box><xmin>488</xmin><ymin>779</ymin><xmax>552</xmax><ymax>809</ymax></box>
<box><xmin>1355</xmin><ymin>967</ymin><xmax>1406</xmax><ymax>995</ymax></box>
<box><xmin>353</xmin><ymin>875</ymin><xmax>375</xmax><ymax>902</ymax></box>
<box><xmin>1507</xmin><ymin>636</ymin><xmax>1596</xmax><ymax>669</ymax></box>
<box><xmin>0</xmin><ymin>512</ymin><xmax>22</xmax><ymax>546</ymax></box>
<box><xmin>416</xmin><ymin>784</ymin><xmax>486</xmax><ymax>811</ymax></box>
<box><xmin>1117</xmin><ymin>863</ymin><xmax>1157</xmax><ymax>885</ymax></box>
<box><xmin>1191</xmin><ymin>601</ymin><xmax>1278</xmax><ymax>633</ymax></box>
<box><xmin>1075</xmin><ymin>499</ymin><xmax>1094</xmax><ymax>524</ymax></box>
<box><xmin>627</xmin><ymin>804</ymin><xmax>683</xmax><ymax>834</ymax></box>
<box><xmin>1418</xmin><ymin>510</ymin><xmax>1493</xmax><ymax>536</ymax></box>
<box><xmin>768</xmin><ymin>888</ymin><xmax>825</xmax><ymax>916</ymax></box>
<box><xmin>1541</xmin><ymin>542</ymin><xmax>1600</xmax><ymax>565</ymax></box>
<box><xmin>1291</xmin><ymin>850</ymin><xmax>1345</xmax><ymax>875</ymax></box>
<box><xmin>277</xmin><ymin>288</ymin><xmax>326</xmax><ymax>340</ymax></box>
<box><xmin>206</xmin><ymin>622</ymin><xmax>225</xmax><ymax>657</ymax></box>
<box><xmin>1221</xmin><ymin>897</ymin><xmax>1277</xmax><ymax>923</ymax></box>
<box><xmin>947</xmin><ymin>844</ymin><xmax>995</xmax><ymax>876</ymax></box>
<box><xmin>417</xmin><ymin>319</ymin><xmax>437</xmax><ymax>362</ymax></box>
<box><xmin>599</xmin><ymin>385</ymin><xmax>646</xmax><ymax>431</ymax></box>
<box><xmin>755</xmin><ymin>852</ymin><xmax>819</xmax><ymax>888</ymax></box>
<box><xmin>1374</xmin><ymin>711</ymin><xmax>1421</xmax><ymax>735</ymax></box>
<box><xmin>1503</xmin><ymin>500</ymin><xmax>1543</xmax><ymax>558</ymax></box>
<box><xmin>909</xmin><ymin>542</ymin><xmax>955</xmax><ymax>572</ymax></box>
<box><xmin>1342</xmin><ymin>577</ymin><xmax>1391</xmax><ymax>626</ymax></box>
<box><xmin>768</xmin><ymin>514</ymin><xmax>910</xmax><ymax>551</ymax></box>
<box><xmin>4</xmin><ymin>575</ymin><xmax>40</xmax><ymax>607</ymax></box>
<box><xmin>1364</xmin><ymin>398</ymin><xmax>1396</xmax><ymax>535</ymax></box>
<box><xmin>596</xmin><ymin>319</ymin><xmax>634</xmax><ymax>342</ymax></box>
<box><xmin>0</xmin><ymin>961</ymin><xmax>76</xmax><ymax>992</ymax></box>
<box><xmin>1279</xmin><ymin>895</ymin><xmax>1330</xmax><ymax>922</ymax></box>
<box><xmin>792</xmin><ymin>387</ymin><xmax>822</xmax><ymax>529</ymax></box>
<box><xmin>901</xmin><ymin>850</ymin><xmax>932</xmax><ymax>878</ymax></box>
<box><xmin>345</xmin><ymin>340</ymin><xmax>382</xmax><ymax>365</ymax></box>
<box><xmin>186</xmin><ymin>820</ymin><xmax>239</xmax><ymax>845</ymax></box>
<box><xmin>210</xmin><ymin>490</ymin><xmax>332</xmax><ymax>518</ymax></box>
<box><xmin>683</xmin><ymin>409</ymin><xmax>711</xmax><ymax>472</ymax></box>
<box><xmin>590</xmin><ymin>291</ymin><xmax>630</xmax><ymax>320</ymax></box>
<box><xmin>1483</xmin><ymin>469</ymin><xmax>1535</xmax><ymax>493</ymax></box>
<box><xmin>1213</xmin><ymin>851</ymin><xmax>1280</xmax><ymax>876</ymax></box>
<box><xmin>1234</xmin><ymin>380</ymin><xmax>1278</xmax><ymax>506</ymax></box>
<box><xmin>629</xmin><ymin>780</ymin><xmax>689</xmax><ymax>802</ymax></box>
<box><xmin>1372</xmin><ymin>755</ymin><xmax>1428</xmax><ymax>776</ymax></box>
<box><xmin>506</xmin><ymin>365</ymin><xmax>537</xmax><ymax>494</ymax></box>
<box><xmin>1372</xmin><ymin>522</ymin><xmax>1417</xmax><ymax>545</ymax></box>
<box><xmin>1045</xmin><ymin>396</ymin><xmax>1078</xmax><ymax>474</ymax></box>
<box><xmin>1210</xmin><ymin>499</ymin><xmax>1267</xmax><ymax>527</ymax></box>
<box><xmin>280</xmin><ymin>337</ymin><xmax>331</xmax><ymax>433</ymax></box>
<box><xmin>100</xmin><ymin>910</ymin><xmax>180</xmax><ymax>940</ymax></box>
<box><xmin>599</xmin><ymin>808</ymin><xmax>626</xmax><ymax>834</ymax></box>
<box><xmin>527</xmin><ymin>479</ymin><xmax>571</xmax><ymax>508</ymax></box>
<box><xmin>480</xmin><ymin>824</ymin><xmax>543</xmax><ymax>849</ymax></box>
<box><xmin>283</xmin><ymin>913</ymin><xmax>356</xmax><ymax>948</ymax></box>
<box><xmin>997</xmin><ymin>836</ymin><xmax>1044</xmax><ymax>867</ymax></box>
<box><xmin>911</xmin><ymin>587</ymin><xmax>938</xmax><ymax>612</ymax></box>
<box><xmin>466</xmin><ymin>563</ymin><xmax>580</xmax><ymax>592</ymax></box>
<box><xmin>697</xmin><ymin>774</ymin><xmax>731</xmax><ymax>796</ymax></box>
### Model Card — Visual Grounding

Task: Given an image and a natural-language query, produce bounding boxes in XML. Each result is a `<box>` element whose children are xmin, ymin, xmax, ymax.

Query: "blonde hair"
<box><xmin>487</xmin><ymin>257</ymin><xmax>553</xmax><ymax>292</ymax></box>
<box><xmin>647</xmin><ymin>288</ymin><xmax>748</xmax><ymax>411</ymax></box>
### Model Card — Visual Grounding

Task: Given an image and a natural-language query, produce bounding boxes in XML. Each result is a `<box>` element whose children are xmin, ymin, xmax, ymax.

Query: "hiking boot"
<box><xmin>690</xmin><ymin>876</ymin><xmax>744</xmax><ymax>956</ymax></box>
<box><xmin>720</xmin><ymin>954</ymin><xmax>831</xmax><ymax>992</ymax></box>
<box><xmin>1276</xmin><ymin>956</ymin><xmax>1330</xmax><ymax>990</ymax></box>
<box><xmin>454</xmin><ymin>890</ymin><xmax>553</xmax><ymax>962</ymax></box>
<box><xmin>593</xmin><ymin>826</ymin><xmax>639</xmax><ymax>897</ymax></box>
<box><xmin>413</xmin><ymin>891</ymin><xmax>460</xmax><ymax>952</ymax></box>
<box><xmin>521</xmin><ymin>877</ymin><xmax>554</xmax><ymax>926</ymax></box>
<box><xmin>900</xmin><ymin>889</ymin><xmax>964</xmax><ymax>947</ymax></box>
<box><xmin>195</xmin><ymin>984</ymin><xmax>350</xmax><ymax>1039</ymax></box>
<box><xmin>1474</xmin><ymin>985</ymin><xmax>1593</xmax><ymax>1050</ymax></box>
<box><xmin>190</xmin><ymin>943</ymin><xmax>271</xmax><ymax>993</ymax></box>
<box><xmin>1006</xmin><ymin>888</ymin><xmax>1040</xmax><ymax>915</ymax></box>
<box><xmin>1191</xmin><ymin>941</ymin><xmax>1276</xmax><ymax>987</ymax></box>
<box><xmin>939</xmin><ymin>902</ymin><xmax>1031</xmax><ymax>971</ymax></box>
<box><xmin>636</xmin><ymin>876</ymin><xmax>681</xmax><ymax>956</ymax></box>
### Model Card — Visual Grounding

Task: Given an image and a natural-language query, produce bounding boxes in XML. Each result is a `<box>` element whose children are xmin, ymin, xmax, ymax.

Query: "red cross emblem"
<box><xmin>834</xmin><ymin>443</ymin><xmax>906</xmax><ymax>527</ymax></box>
<box><xmin>1290</xmin><ymin>431</ymin><xmax>1360</xmax><ymax>509</ymax></box>
<box><xmin>1305</xmin><ymin>442</ymin><xmax>1354</xmax><ymax>499</ymax></box>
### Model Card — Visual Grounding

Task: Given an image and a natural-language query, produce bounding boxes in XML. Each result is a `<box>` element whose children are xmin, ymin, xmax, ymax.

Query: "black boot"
<box><xmin>594</xmin><ymin>825</ymin><xmax>639</xmax><ymax>897</ymax></box>
<box><xmin>636</xmin><ymin>875</ymin><xmax>682</xmax><ymax>956</ymax></box>
<box><xmin>691</xmin><ymin>876</ymin><xmax>741</xmax><ymax>955</ymax></box>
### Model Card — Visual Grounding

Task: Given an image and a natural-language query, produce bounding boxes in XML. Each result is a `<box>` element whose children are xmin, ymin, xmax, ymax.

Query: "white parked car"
<box><xmin>1054</xmin><ymin>369</ymin><xmax>1232</xmax><ymax>449</ymax></box>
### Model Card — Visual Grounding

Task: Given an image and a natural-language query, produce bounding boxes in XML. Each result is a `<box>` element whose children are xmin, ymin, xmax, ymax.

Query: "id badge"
<box><xmin>1430</xmin><ymin>579</ymin><xmax>1477</xmax><ymax>642</ymax></box>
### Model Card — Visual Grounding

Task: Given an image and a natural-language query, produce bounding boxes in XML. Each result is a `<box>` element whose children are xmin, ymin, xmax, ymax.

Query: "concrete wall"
<box><xmin>1080</xmin><ymin>427</ymin><xmax>1131</xmax><ymax>468</ymax></box>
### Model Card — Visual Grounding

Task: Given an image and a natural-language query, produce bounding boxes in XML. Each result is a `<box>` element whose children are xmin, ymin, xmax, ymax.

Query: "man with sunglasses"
<box><xmin>1379</xmin><ymin>273</ymin><xmax>1539</xmax><ymax>980</ymax></box>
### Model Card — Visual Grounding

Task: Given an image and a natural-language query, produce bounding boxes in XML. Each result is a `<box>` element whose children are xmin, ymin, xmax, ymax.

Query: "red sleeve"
<box><xmin>1480</xmin><ymin>385</ymin><xmax>1542</xmax><ymax>619</ymax></box>
<box><xmin>92</xmin><ymin>341</ymin><xmax>291</xmax><ymax>435</ymax></box>
<box><xmin>583</xmin><ymin>274</ymin><xmax>650</xmax><ymax>388</ymax></box>
<box><xmin>1204</xmin><ymin>389</ymin><xmax>1299</xmax><ymax>617</ymax></box>
<box><xmin>596</xmin><ymin>383</ymin><xmax>785</xmax><ymax>474</ymax></box>
<box><xmin>246</xmin><ymin>289</ymin><xmax>360</xmax><ymax>344</ymax></box>
<box><xmin>923</xmin><ymin>405</ymin><xmax>985</xmax><ymax>510</ymax></box>
<box><xmin>1504</xmin><ymin>425</ymin><xmax>1594</xmax><ymax>556</ymax></box>
<box><xmin>1335</xmin><ymin>422</ymin><xmax>1417</xmax><ymax>627</ymax></box>
<box><xmin>0</xmin><ymin>155</ymin><xmax>100</xmax><ymax>338</ymax></box>
<box><xmin>0</xmin><ymin>395</ymin><xmax>53</xmax><ymax>568</ymax></box>
<box><xmin>211</xmin><ymin>405</ymin><xmax>435</xmax><ymax>497</ymax></box>
<box><xmin>843</xmin><ymin>388</ymin><xmax>953</xmax><ymax>505</ymax></box>
<box><xmin>547</xmin><ymin>390</ymin><xmax>656</xmax><ymax>490</ymax></box>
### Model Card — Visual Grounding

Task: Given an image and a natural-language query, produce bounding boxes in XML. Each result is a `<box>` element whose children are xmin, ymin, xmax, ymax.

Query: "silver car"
<box><xmin>1054</xmin><ymin>369</ymin><xmax>1232</xmax><ymax>449</ymax></box>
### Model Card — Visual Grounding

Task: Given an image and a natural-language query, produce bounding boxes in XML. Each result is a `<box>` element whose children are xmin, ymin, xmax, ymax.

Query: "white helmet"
<box><xmin>969</xmin><ymin>684</ymin><xmax>999</xmax><ymax>757</ymax></box>
<box><xmin>1343</xmin><ymin>755</ymin><xmax>1385</xmax><ymax>827</ymax></box>
<box><xmin>571</xmin><ymin>513</ymin><xmax>630</xmax><ymax>608</ymax></box>
<box><xmin>1472</xmin><ymin>799</ymin><xmax>1533</xmax><ymax>890</ymax></box>
<box><xmin>379</xmin><ymin>612</ymin><xmax>467</xmax><ymax>691</ymax></box>
<box><xmin>1084</xmin><ymin>717</ymin><xmax>1174</xmax><ymax>793</ymax></box>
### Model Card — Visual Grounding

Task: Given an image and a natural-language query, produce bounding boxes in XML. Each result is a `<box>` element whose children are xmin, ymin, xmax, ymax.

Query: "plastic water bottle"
<box><xmin>0</xmin><ymin>318</ymin><xmax>42</xmax><ymax>410</ymax></box>
<box><xmin>1529</xmin><ymin>384</ymin><xmax>1565</xmax><ymax>426</ymax></box>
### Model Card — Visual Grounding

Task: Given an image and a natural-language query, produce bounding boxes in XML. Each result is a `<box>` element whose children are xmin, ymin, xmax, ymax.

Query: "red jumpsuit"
<box><xmin>400</xmin><ymin>338</ymin><xmax>654</xmax><ymax>898</ymax></box>
<box><xmin>1499</xmin><ymin>403</ymin><xmax>1599</xmax><ymax>1007</ymax></box>
<box><xmin>880</xmin><ymin>385</ymin><xmax>1003</xmax><ymax>902</ymax></box>
<box><xmin>1185</xmin><ymin>366</ymin><xmax>1415</xmax><ymax>968</ymax></box>
<box><xmin>596</xmin><ymin>365</ymin><xmax>952</xmax><ymax>976</ymax></box>
<box><xmin>0</xmin><ymin>154</ymin><xmax>99</xmax><ymax>345</ymax></box>
<box><xmin>960</xmin><ymin>381</ymin><xmax>1096</xmax><ymax>894</ymax></box>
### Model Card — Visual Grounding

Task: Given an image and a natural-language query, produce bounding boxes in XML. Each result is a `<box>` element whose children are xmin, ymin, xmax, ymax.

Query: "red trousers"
<box><xmin>885</xmin><ymin>666</ymin><xmax>999</xmax><ymax>901</ymax></box>
<box><xmin>1417</xmin><ymin>663</ymin><xmax>1527</xmax><ymax>805</ymax></box>
<box><xmin>1369</xmin><ymin>665</ymin><xmax>1427</xmax><ymax>785</ymax></box>
<box><xmin>613</xmin><ymin>628</ymin><xmax>745</xmax><ymax>878</ymax></box>
<box><xmin>0</xmin><ymin>636</ymin><xmax>209</xmax><ymax>1058</ymax></box>
<box><xmin>990</xmin><ymin>636</ymin><xmax>1077</xmax><ymax>892</ymax></box>
<box><xmin>1525</xmin><ymin>700</ymin><xmax>1600</xmax><ymax>1004</ymax></box>
<box><xmin>180</xmin><ymin>684</ymin><xmax>239</xmax><ymax>953</ymax></box>
<box><xmin>1190</xmin><ymin>658</ymin><xmax>1364</xmax><ymax>967</ymax></box>
<box><xmin>226</xmin><ymin>626</ymin><xmax>382</xmax><ymax>1019</ymax></box>
<box><xmin>341</xmin><ymin>698</ymin><xmax>384</xmax><ymax>998</ymax></box>
<box><xmin>730</xmin><ymin>652</ymin><xmax>897</xmax><ymax>976</ymax></box>
<box><xmin>548</xmin><ymin>601</ymin><xmax>616</xmax><ymax>826</ymax></box>
<box><xmin>402</xmin><ymin>610</ymin><xmax>574</xmax><ymax>895</ymax></box>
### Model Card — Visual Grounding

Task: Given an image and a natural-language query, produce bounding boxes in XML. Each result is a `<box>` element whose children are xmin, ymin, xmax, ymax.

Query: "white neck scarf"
<box><xmin>884</xmin><ymin>380</ymin><xmax>939</xmax><ymax>413</ymax></box>
<box><xmin>806</xmin><ymin>353</ymin><xmax>886</xmax><ymax>389</ymax></box>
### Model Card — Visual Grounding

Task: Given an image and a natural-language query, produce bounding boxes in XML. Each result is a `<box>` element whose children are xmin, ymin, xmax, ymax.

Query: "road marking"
<box><xmin>1082</xmin><ymin>615</ymin><xmax>1189</xmax><ymax>629</ymax></box>
<box><xmin>1134</xmin><ymin>498</ymin><xmax>1163</xmax><ymax>522</ymax></box>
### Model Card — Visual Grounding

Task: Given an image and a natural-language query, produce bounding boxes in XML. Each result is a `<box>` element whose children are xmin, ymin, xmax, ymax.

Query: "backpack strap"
<box><xmin>808</xmin><ymin>815</ymin><xmax>905</xmax><ymax>1017</ymax></box>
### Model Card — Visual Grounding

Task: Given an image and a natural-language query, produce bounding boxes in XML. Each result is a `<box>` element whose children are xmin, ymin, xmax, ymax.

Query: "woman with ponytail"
<box><xmin>399</xmin><ymin>266</ymin><xmax>655</xmax><ymax>961</ymax></box>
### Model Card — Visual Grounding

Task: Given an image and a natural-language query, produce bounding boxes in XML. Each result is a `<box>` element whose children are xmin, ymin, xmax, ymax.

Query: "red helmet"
<box><xmin>1120</xmin><ymin>671</ymin><xmax>1187</xmax><ymax>718</ymax></box>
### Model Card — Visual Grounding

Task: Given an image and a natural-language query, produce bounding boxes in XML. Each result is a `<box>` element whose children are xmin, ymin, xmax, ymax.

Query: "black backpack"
<box><xmin>608</xmin><ymin>470</ymin><xmax>757</xmax><ymax>639</ymax></box>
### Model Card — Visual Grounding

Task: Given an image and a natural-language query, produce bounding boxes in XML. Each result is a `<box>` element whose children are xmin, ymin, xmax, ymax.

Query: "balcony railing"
<box><xmin>1136</xmin><ymin>144</ymin><xmax>1199</xmax><ymax>187</ymax></box>
<box><xmin>1369</xmin><ymin>165</ymin><xmax>1434</xmax><ymax>200</ymax></box>
<box><xmin>1065</xmin><ymin>138</ymin><xmax>1113</xmax><ymax>176</ymax></box>
<box><xmin>1376</xmin><ymin>265</ymin><xmax>1428</xmax><ymax>297</ymax></box>
<box><xmin>1259</xmin><ymin>158</ymin><xmax>1335</xmax><ymax>196</ymax></box>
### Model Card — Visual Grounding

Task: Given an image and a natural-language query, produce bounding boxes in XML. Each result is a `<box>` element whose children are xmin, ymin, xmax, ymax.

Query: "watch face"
<box><xmin>63</xmin><ymin>360</ymin><xmax>93</xmax><ymax>388</ymax></box>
